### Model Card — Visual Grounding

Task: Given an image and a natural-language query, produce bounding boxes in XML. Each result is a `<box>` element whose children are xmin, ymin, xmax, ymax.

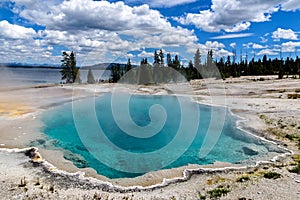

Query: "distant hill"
<box><xmin>0</xmin><ymin>63</ymin><xmax>60</xmax><ymax>69</ymax></box>
<box><xmin>0</xmin><ymin>62</ymin><xmax>137</xmax><ymax>70</ymax></box>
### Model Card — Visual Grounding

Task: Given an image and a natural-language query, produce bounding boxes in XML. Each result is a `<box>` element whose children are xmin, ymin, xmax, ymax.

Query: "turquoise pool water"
<box><xmin>41</xmin><ymin>93</ymin><xmax>282</xmax><ymax>178</ymax></box>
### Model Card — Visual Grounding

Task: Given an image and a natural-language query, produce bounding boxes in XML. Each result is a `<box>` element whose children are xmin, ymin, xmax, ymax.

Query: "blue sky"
<box><xmin>0</xmin><ymin>0</ymin><xmax>300</xmax><ymax>66</ymax></box>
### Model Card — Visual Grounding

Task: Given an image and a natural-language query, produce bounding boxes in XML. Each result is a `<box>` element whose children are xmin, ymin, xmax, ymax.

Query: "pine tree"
<box><xmin>172</xmin><ymin>55</ymin><xmax>180</xmax><ymax>69</ymax></box>
<box><xmin>207</xmin><ymin>50</ymin><xmax>213</xmax><ymax>67</ymax></box>
<box><xmin>69</xmin><ymin>51</ymin><xmax>78</xmax><ymax>83</ymax></box>
<box><xmin>159</xmin><ymin>49</ymin><xmax>164</xmax><ymax>65</ymax></box>
<box><xmin>141</xmin><ymin>58</ymin><xmax>148</xmax><ymax>65</ymax></box>
<box><xmin>187</xmin><ymin>60</ymin><xmax>195</xmax><ymax>80</ymax></box>
<box><xmin>126</xmin><ymin>58</ymin><xmax>132</xmax><ymax>72</ymax></box>
<box><xmin>154</xmin><ymin>50</ymin><xmax>160</xmax><ymax>64</ymax></box>
<box><xmin>123</xmin><ymin>58</ymin><xmax>136</xmax><ymax>84</ymax></box>
<box><xmin>110</xmin><ymin>64</ymin><xmax>122</xmax><ymax>83</ymax></box>
<box><xmin>60</xmin><ymin>51</ymin><xmax>79</xmax><ymax>83</ymax></box>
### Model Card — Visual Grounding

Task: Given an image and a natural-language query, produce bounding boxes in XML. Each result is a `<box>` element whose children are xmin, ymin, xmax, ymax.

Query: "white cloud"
<box><xmin>260</xmin><ymin>36</ymin><xmax>268</xmax><ymax>43</ymax></box>
<box><xmin>205</xmin><ymin>41</ymin><xmax>225</xmax><ymax>50</ymax></box>
<box><xmin>16</xmin><ymin>1</ymin><xmax>171</xmax><ymax>32</ymax></box>
<box><xmin>176</xmin><ymin>0</ymin><xmax>282</xmax><ymax>32</ymax></box>
<box><xmin>0</xmin><ymin>37</ymin><xmax>57</xmax><ymax>64</ymax></box>
<box><xmin>272</xmin><ymin>28</ymin><xmax>298</xmax><ymax>40</ymax></box>
<box><xmin>243</xmin><ymin>43</ymin><xmax>252</xmax><ymax>49</ymax></box>
<box><xmin>210</xmin><ymin>33</ymin><xmax>253</xmax><ymax>39</ymax></box>
<box><xmin>252</xmin><ymin>43</ymin><xmax>268</xmax><ymax>49</ymax></box>
<box><xmin>243</xmin><ymin>42</ymin><xmax>268</xmax><ymax>49</ymax></box>
<box><xmin>230</xmin><ymin>42</ymin><xmax>236</xmax><ymax>48</ymax></box>
<box><xmin>281</xmin><ymin>0</ymin><xmax>300</xmax><ymax>11</ymax></box>
<box><xmin>214</xmin><ymin>49</ymin><xmax>234</xmax><ymax>58</ymax></box>
<box><xmin>126</xmin><ymin>53</ymin><xmax>134</xmax><ymax>58</ymax></box>
<box><xmin>8</xmin><ymin>0</ymin><xmax>198</xmax><ymax>64</ymax></box>
<box><xmin>0</xmin><ymin>20</ymin><xmax>36</xmax><ymax>39</ymax></box>
<box><xmin>186</xmin><ymin>41</ymin><xmax>231</xmax><ymax>59</ymax></box>
<box><xmin>124</xmin><ymin>0</ymin><xmax>196</xmax><ymax>8</ymax></box>
<box><xmin>145</xmin><ymin>0</ymin><xmax>197</xmax><ymax>8</ymax></box>
<box><xmin>14</xmin><ymin>0</ymin><xmax>198</xmax><ymax>42</ymax></box>
<box><xmin>257</xmin><ymin>49</ymin><xmax>278</xmax><ymax>56</ymax></box>
<box><xmin>281</xmin><ymin>41</ymin><xmax>300</xmax><ymax>52</ymax></box>
<box><xmin>0</xmin><ymin>20</ymin><xmax>50</xmax><ymax>64</ymax></box>
<box><xmin>137</xmin><ymin>51</ymin><xmax>154</xmax><ymax>58</ymax></box>
<box><xmin>224</xmin><ymin>22</ymin><xmax>251</xmax><ymax>33</ymax></box>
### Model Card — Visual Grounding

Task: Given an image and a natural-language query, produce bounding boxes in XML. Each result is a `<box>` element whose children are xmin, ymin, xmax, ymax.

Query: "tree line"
<box><xmin>110</xmin><ymin>49</ymin><xmax>300</xmax><ymax>83</ymax></box>
<box><xmin>60</xmin><ymin>50</ymin><xmax>300</xmax><ymax>84</ymax></box>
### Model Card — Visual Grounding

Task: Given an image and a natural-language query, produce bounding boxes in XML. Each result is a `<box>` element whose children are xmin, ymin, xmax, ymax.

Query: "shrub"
<box><xmin>285</xmin><ymin>134</ymin><xmax>296</xmax><ymax>140</ymax></box>
<box><xmin>289</xmin><ymin>156</ymin><xmax>300</xmax><ymax>174</ymax></box>
<box><xmin>208</xmin><ymin>186</ymin><xmax>230</xmax><ymax>199</ymax></box>
<box><xmin>198</xmin><ymin>192</ymin><xmax>206</xmax><ymax>200</ymax></box>
<box><xmin>289</xmin><ymin>163</ymin><xmax>300</xmax><ymax>174</ymax></box>
<box><xmin>263</xmin><ymin>172</ymin><xmax>281</xmax><ymax>179</ymax></box>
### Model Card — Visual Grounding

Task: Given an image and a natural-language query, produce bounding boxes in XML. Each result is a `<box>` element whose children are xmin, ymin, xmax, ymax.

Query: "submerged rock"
<box><xmin>242</xmin><ymin>146</ymin><xmax>259</xmax><ymax>156</ymax></box>
<box><xmin>29</xmin><ymin>139</ymin><xmax>46</xmax><ymax>147</ymax></box>
<box><xmin>63</xmin><ymin>151</ymin><xmax>89</xmax><ymax>168</ymax></box>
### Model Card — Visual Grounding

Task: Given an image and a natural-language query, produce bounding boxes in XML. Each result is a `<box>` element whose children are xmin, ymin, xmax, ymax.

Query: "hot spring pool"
<box><xmin>41</xmin><ymin>93</ymin><xmax>284</xmax><ymax>178</ymax></box>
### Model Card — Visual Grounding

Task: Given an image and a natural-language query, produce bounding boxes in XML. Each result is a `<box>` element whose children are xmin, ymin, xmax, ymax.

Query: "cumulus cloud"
<box><xmin>0</xmin><ymin>20</ymin><xmax>36</xmax><ymax>39</ymax></box>
<box><xmin>127</xmin><ymin>0</ymin><xmax>197</xmax><ymax>8</ymax></box>
<box><xmin>252</xmin><ymin>43</ymin><xmax>268</xmax><ymax>49</ymax></box>
<box><xmin>8</xmin><ymin>0</ymin><xmax>198</xmax><ymax>64</ymax></box>
<box><xmin>152</xmin><ymin>0</ymin><xmax>197</xmax><ymax>8</ymax></box>
<box><xmin>272</xmin><ymin>28</ymin><xmax>298</xmax><ymax>40</ymax></box>
<box><xmin>243</xmin><ymin>42</ymin><xmax>268</xmax><ymax>49</ymax></box>
<box><xmin>210</xmin><ymin>33</ymin><xmax>253</xmax><ymax>39</ymax></box>
<box><xmin>14</xmin><ymin>0</ymin><xmax>197</xmax><ymax>43</ymax></box>
<box><xmin>186</xmin><ymin>41</ymin><xmax>231</xmax><ymax>58</ymax></box>
<box><xmin>176</xmin><ymin>0</ymin><xmax>282</xmax><ymax>32</ymax></box>
<box><xmin>15</xmin><ymin>1</ymin><xmax>171</xmax><ymax>32</ymax></box>
<box><xmin>224</xmin><ymin>22</ymin><xmax>251</xmax><ymax>33</ymax></box>
<box><xmin>0</xmin><ymin>37</ymin><xmax>58</xmax><ymax>64</ymax></box>
<box><xmin>205</xmin><ymin>41</ymin><xmax>225</xmax><ymax>50</ymax></box>
<box><xmin>257</xmin><ymin>49</ymin><xmax>278</xmax><ymax>56</ymax></box>
<box><xmin>281</xmin><ymin>41</ymin><xmax>300</xmax><ymax>52</ymax></box>
<box><xmin>281</xmin><ymin>0</ymin><xmax>300</xmax><ymax>11</ymax></box>
<box><xmin>214</xmin><ymin>49</ymin><xmax>234</xmax><ymax>58</ymax></box>
<box><xmin>230</xmin><ymin>42</ymin><xmax>236</xmax><ymax>48</ymax></box>
<box><xmin>260</xmin><ymin>36</ymin><xmax>268</xmax><ymax>43</ymax></box>
<box><xmin>137</xmin><ymin>50</ymin><xmax>154</xmax><ymax>58</ymax></box>
<box><xmin>0</xmin><ymin>20</ymin><xmax>50</xmax><ymax>64</ymax></box>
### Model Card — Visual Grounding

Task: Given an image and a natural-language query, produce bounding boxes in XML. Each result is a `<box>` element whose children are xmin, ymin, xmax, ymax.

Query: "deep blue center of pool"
<box><xmin>41</xmin><ymin>93</ymin><xmax>278</xmax><ymax>178</ymax></box>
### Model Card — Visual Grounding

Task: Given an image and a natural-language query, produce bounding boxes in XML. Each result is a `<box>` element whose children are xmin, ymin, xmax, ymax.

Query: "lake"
<box><xmin>0</xmin><ymin>67</ymin><xmax>110</xmax><ymax>86</ymax></box>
